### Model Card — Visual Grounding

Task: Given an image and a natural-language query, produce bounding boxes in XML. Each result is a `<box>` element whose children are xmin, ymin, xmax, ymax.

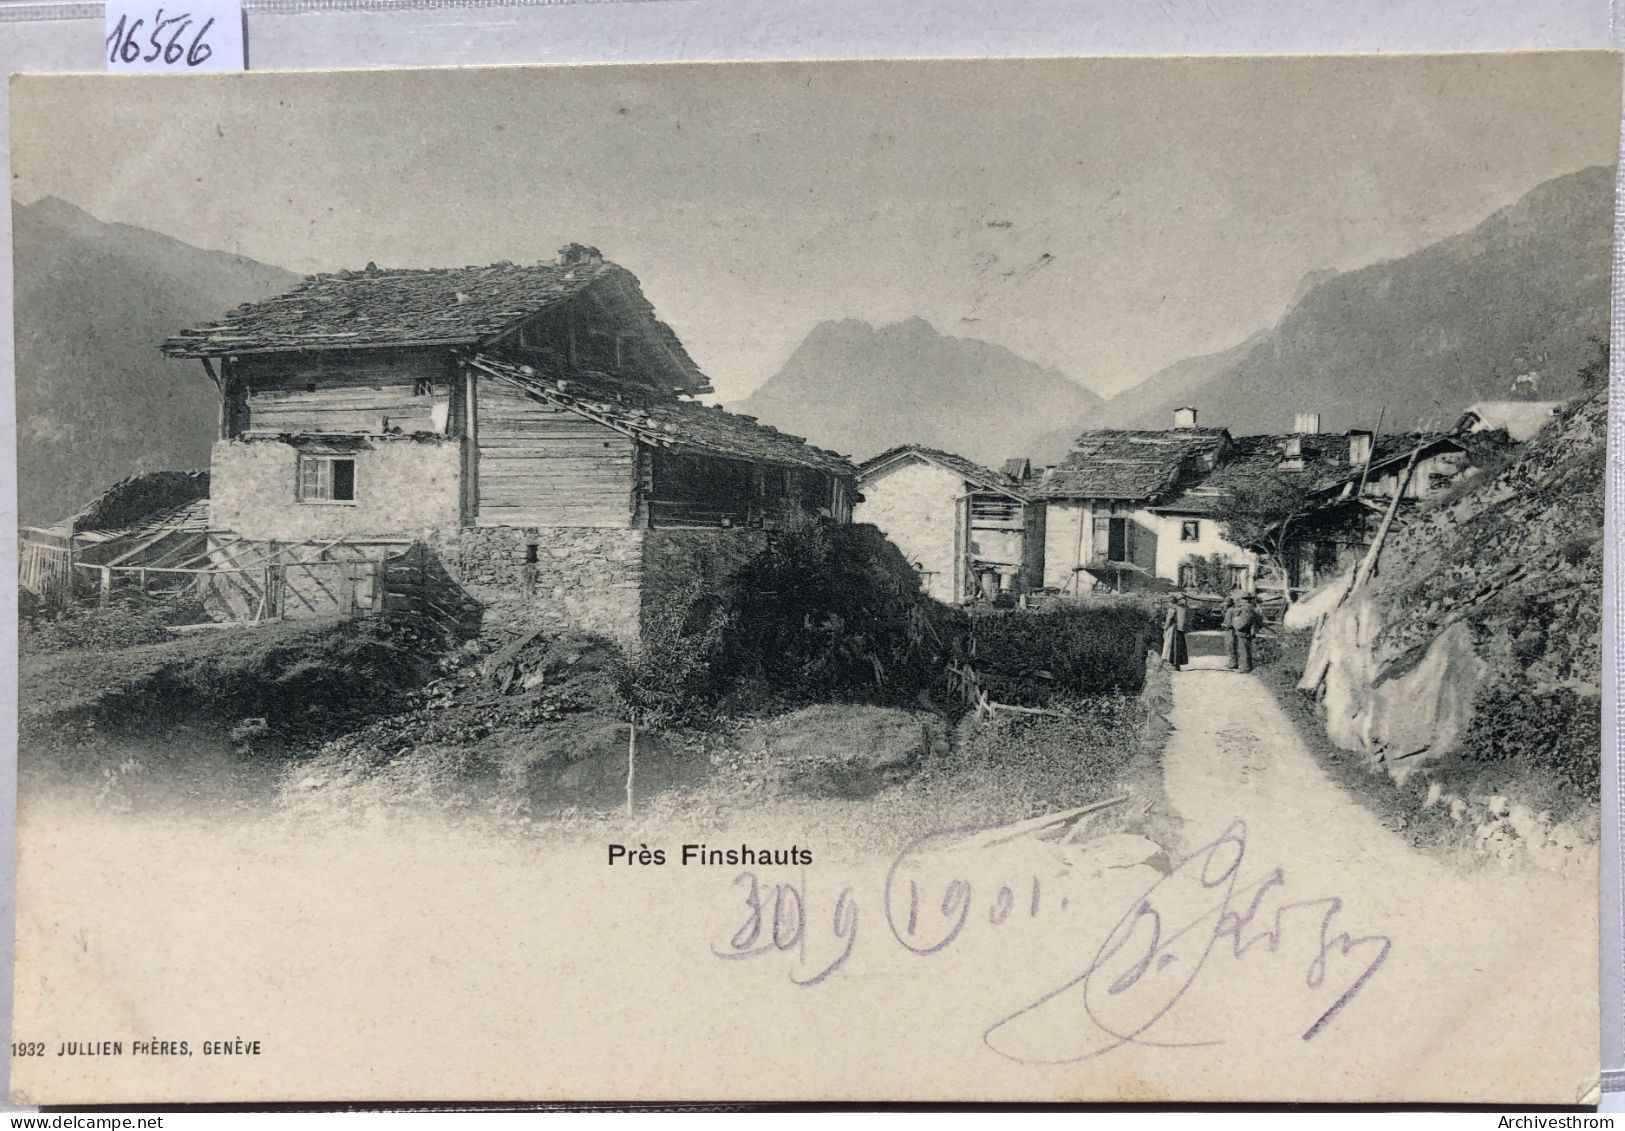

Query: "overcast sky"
<box><xmin>11</xmin><ymin>54</ymin><xmax>1619</xmax><ymax>400</ymax></box>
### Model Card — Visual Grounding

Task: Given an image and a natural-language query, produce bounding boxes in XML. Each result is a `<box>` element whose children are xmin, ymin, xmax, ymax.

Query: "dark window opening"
<box><xmin>1093</xmin><ymin>516</ymin><xmax>1128</xmax><ymax>562</ymax></box>
<box><xmin>525</xmin><ymin>543</ymin><xmax>540</xmax><ymax>565</ymax></box>
<box><xmin>299</xmin><ymin>455</ymin><xmax>357</xmax><ymax>503</ymax></box>
<box><xmin>1180</xmin><ymin>519</ymin><xmax>1200</xmax><ymax>542</ymax></box>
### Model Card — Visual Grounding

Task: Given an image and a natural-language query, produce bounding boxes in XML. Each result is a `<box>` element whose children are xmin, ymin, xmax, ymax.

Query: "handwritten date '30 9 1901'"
<box><xmin>711</xmin><ymin>820</ymin><xmax>1392</xmax><ymax>1063</ymax></box>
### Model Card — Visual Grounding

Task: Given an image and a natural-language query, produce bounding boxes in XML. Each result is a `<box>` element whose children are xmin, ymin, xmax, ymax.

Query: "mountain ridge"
<box><xmin>1089</xmin><ymin>164</ymin><xmax>1613</xmax><ymax>435</ymax></box>
<box><xmin>733</xmin><ymin>315</ymin><xmax>1102</xmax><ymax>468</ymax></box>
<box><xmin>14</xmin><ymin>196</ymin><xmax>302</xmax><ymax>525</ymax></box>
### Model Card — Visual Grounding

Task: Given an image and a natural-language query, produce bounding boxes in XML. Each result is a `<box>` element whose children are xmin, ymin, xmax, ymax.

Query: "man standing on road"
<box><xmin>1162</xmin><ymin>592</ymin><xmax>1191</xmax><ymax>671</ymax></box>
<box><xmin>1230</xmin><ymin>592</ymin><xmax>1260</xmax><ymax>673</ymax></box>
<box><xmin>1222</xmin><ymin>590</ymin><xmax>1242</xmax><ymax>669</ymax></box>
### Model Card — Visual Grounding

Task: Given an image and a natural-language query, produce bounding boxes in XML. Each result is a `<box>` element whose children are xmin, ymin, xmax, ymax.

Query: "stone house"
<box><xmin>1032</xmin><ymin>408</ymin><xmax>1251</xmax><ymax>594</ymax></box>
<box><xmin>1151</xmin><ymin>413</ymin><xmax>1514</xmax><ymax>594</ymax></box>
<box><xmin>161</xmin><ymin>245</ymin><xmax>857</xmax><ymax>641</ymax></box>
<box><xmin>1032</xmin><ymin>407</ymin><xmax>1511</xmax><ymax>597</ymax></box>
<box><xmin>854</xmin><ymin>446</ymin><xmax>1043</xmax><ymax>603</ymax></box>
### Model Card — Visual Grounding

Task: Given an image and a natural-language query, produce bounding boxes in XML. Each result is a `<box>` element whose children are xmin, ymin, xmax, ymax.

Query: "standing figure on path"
<box><xmin>1162</xmin><ymin>592</ymin><xmax>1190</xmax><ymax>671</ymax></box>
<box><xmin>1221</xmin><ymin>590</ymin><xmax>1242</xmax><ymax>669</ymax></box>
<box><xmin>1231</xmin><ymin>592</ymin><xmax>1260</xmax><ymax>673</ymax></box>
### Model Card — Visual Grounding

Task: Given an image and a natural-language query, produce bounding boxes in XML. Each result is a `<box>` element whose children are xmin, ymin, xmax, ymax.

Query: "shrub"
<box><xmin>611</xmin><ymin>576</ymin><xmax>728</xmax><ymax>727</ymax></box>
<box><xmin>718</xmin><ymin>521</ymin><xmax>967</xmax><ymax>705</ymax></box>
<box><xmin>20</xmin><ymin>594</ymin><xmax>208</xmax><ymax>655</ymax></box>
<box><xmin>1458</xmin><ymin>679</ymin><xmax>1600</xmax><ymax>798</ymax></box>
<box><xmin>966</xmin><ymin>600</ymin><xmax>1156</xmax><ymax>706</ymax></box>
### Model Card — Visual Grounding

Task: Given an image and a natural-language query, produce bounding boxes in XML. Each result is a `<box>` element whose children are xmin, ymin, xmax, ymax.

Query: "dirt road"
<box><xmin>1157</xmin><ymin>661</ymin><xmax>1598</xmax><ymax>1102</ymax></box>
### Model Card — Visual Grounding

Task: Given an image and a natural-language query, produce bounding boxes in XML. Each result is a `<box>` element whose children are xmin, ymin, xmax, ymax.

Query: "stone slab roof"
<box><xmin>1033</xmin><ymin>428</ymin><xmax>1230</xmax><ymax>502</ymax></box>
<box><xmin>859</xmin><ymin>445</ymin><xmax>1029</xmax><ymax>499</ymax></box>
<box><xmin>162</xmin><ymin>251</ymin><xmax>709</xmax><ymax>392</ymax></box>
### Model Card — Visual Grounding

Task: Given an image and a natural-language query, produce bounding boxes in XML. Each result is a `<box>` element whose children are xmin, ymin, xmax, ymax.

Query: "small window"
<box><xmin>1180</xmin><ymin>520</ymin><xmax>1200</xmax><ymax>543</ymax></box>
<box><xmin>413</xmin><ymin>377</ymin><xmax>433</xmax><ymax>397</ymax></box>
<box><xmin>299</xmin><ymin>455</ymin><xmax>356</xmax><ymax>503</ymax></box>
<box><xmin>1178</xmin><ymin>564</ymin><xmax>1199</xmax><ymax>588</ymax></box>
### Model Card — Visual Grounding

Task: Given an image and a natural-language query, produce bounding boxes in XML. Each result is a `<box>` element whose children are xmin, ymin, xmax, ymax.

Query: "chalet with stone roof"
<box><xmin>1033</xmin><ymin>407</ymin><xmax>1512</xmax><ymax>596</ymax></box>
<box><xmin>1031</xmin><ymin>408</ymin><xmax>1249</xmax><ymax>593</ymax></box>
<box><xmin>855</xmin><ymin>445</ymin><xmax>1042</xmax><ymax>603</ymax></box>
<box><xmin>1155</xmin><ymin>416</ymin><xmax>1514</xmax><ymax>592</ymax></box>
<box><xmin>162</xmin><ymin>245</ymin><xmax>857</xmax><ymax>640</ymax></box>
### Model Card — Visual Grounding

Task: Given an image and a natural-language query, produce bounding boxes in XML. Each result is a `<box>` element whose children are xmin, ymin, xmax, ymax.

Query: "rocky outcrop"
<box><xmin>1297</xmin><ymin>390</ymin><xmax>1605</xmax><ymax>869</ymax></box>
<box><xmin>746</xmin><ymin>704</ymin><xmax>950</xmax><ymax>798</ymax></box>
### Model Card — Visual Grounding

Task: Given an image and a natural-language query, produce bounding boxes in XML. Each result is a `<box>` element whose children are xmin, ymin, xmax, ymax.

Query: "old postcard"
<box><xmin>7</xmin><ymin>55</ymin><xmax>1616</xmax><ymax>1105</ymax></box>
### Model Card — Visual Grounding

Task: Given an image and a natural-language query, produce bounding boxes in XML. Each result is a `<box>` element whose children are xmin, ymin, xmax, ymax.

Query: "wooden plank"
<box><xmin>475</xmin><ymin>462</ymin><xmax>634</xmax><ymax>480</ymax></box>
<box><xmin>474</xmin><ymin>508</ymin><xmax>628</xmax><ymax>527</ymax></box>
<box><xmin>476</xmin><ymin>437</ymin><xmax>635</xmax><ymax>454</ymax></box>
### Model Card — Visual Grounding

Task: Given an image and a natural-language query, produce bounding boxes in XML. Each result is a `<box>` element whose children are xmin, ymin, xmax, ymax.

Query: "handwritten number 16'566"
<box><xmin>106</xmin><ymin>11</ymin><xmax>216</xmax><ymax>68</ymax></box>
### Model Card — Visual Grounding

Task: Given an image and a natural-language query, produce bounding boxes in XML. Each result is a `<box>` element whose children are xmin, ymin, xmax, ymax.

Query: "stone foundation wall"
<box><xmin>443</xmin><ymin>525</ymin><xmax>645</xmax><ymax>645</ymax></box>
<box><xmin>431</xmin><ymin>524</ymin><xmax>776</xmax><ymax>647</ymax></box>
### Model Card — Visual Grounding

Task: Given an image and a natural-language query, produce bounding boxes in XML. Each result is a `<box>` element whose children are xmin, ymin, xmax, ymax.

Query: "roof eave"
<box><xmin>161</xmin><ymin>335</ymin><xmax>481</xmax><ymax>360</ymax></box>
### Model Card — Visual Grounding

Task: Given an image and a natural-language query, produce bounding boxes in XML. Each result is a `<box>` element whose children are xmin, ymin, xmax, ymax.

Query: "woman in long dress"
<box><xmin>1162</xmin><ymin>593</ymin><xmax>1190</xmax><ymax>671</ymax></box>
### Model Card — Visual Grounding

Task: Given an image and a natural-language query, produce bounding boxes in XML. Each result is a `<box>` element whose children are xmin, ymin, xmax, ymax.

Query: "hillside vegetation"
<box><xmin>1290</xmin><ymin>382</ymin><xmax>1606</xmax><ymax>866</ymax></box>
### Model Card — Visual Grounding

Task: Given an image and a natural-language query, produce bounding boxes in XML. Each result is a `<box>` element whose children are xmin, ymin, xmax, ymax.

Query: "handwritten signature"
<box><xmin>711</xmin><ymin>819</ymin><xmax>1391</xmax><ymax>1059</ymax></box>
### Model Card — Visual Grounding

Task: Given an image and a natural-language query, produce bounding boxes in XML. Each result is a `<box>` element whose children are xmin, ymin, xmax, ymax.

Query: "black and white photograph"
<box><xmin>6</xmin><ymin>54</ymin><xmax>1617</xmax><ymax>1105</ymax></box>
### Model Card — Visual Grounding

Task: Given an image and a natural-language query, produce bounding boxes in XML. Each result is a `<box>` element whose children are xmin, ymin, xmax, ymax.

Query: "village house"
<box><xmin>1031</xmin><ymin>408</ymin><xmax>1252</xmax><ymax>594</ymax></box>
<box><xmin>854</xmin><ymin>446</ymin><xmax>1043</xmax><ymax>603</ymax></box>
<box><xmin>1027</xmin><ymin>407</ymin><xmax>1512</xmax><ymax>598</ymax></box>
<box><xmin>157</xmin><ymin>245</ymin><xmax>857</xmax><ymax>640</ymax></box>
<box><xmin>1151</xmin><ymin>412</ymin><xmax>1513</xmax><ymax>594</ymax></box>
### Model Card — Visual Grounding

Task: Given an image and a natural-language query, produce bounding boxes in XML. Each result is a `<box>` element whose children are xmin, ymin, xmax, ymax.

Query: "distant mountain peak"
<box><xmin>884</xmin><ymin>314</ymin><xmax>939</xmax><ymax>336</ymax></box>
<box><xmin>736</xmin><ymin>316</ymin><xmax>1100</xmax><ymax>467</ymax></box>
<box><xmin>1090</xmin><ymin>165</ymin><xmax>1611</xmax><ymax>435</ymax></box>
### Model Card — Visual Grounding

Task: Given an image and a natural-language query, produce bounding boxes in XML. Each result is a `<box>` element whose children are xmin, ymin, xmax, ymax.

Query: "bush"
<box><xmin>942</xmin><ymin>693</ymin><xmax>1150</xmax><ymax>812</ymax></box>
<box><xmin>21</xmin><ymin>594</ymin><xmax>208</xmax><ymax>655</ymax></box>
<box><xmin>966</xmin><ymin>600</ymin><xmax>1157</xmax><ymax>706</ymax></box>
<box><xmin>611</xmin><ymin>576</ymin><xmax>729</xmax><ymax>727</ymax></box>
<box><xmin>1458</xmin><ymin>679</ymin><xmax>1600</xmax><ymax>798</ymax></box>
<box><xmin>717</xmin><ymin>521</ymin><xmax>967</xmax><ymax>705</ymax></box>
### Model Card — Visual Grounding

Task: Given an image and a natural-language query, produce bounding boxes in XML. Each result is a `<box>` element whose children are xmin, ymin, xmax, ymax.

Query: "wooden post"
<box><xmin>462</xmin><ymin>358</ymin><xmax>480</xmax><ymax>526</ymax></box>
<box><xmin>98</xmin><ymin>566</ymin><xmax>112</xmax><ymax>607</ymax></box>
<box><xmin>137</xmin><ymin>567</ymin><xmax>148</xmax><ymax>595</ymax></box>
<box><xmin>63</xmin><ymin>538</ymin><xmax>76</xmax><ymax>610</ymax></box>
<box><xmin>1343</xmin><ymin>445</ymin><xmax>1423</xmax><ymax>604</ymax></box>
<box><xmin>625</xmin><ymin>716</ymin><xmax>638</xmax><ymax>818</ymax></box>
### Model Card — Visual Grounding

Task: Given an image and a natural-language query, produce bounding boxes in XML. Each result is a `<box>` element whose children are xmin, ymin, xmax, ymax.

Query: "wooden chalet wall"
<box><xmin>473</xmin><ymin>379</ymin><xmax>637</xmax><ymax>527</ymax></box>
<box><xmin>229</xmin><ymin>349</ymin><xmax>459</xmax><ymax>437</ymax></box>
<box><xmin>647</xmin><ymin>449</ymin><xmax>847</xmax><ymax>530</ymax></box>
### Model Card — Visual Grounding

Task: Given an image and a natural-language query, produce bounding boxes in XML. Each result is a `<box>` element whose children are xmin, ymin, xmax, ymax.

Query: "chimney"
<box><xmin>1346</xmin><ymin>429</ymin><xmax>1373</xmax><ymax>467</ymax></box>
<box><xmin>558</xmin><ymin>242</ymin><xmax>604</xmax><ymax>267</ymax></box>
<box><xmin>1293</xmin><ymin>412</ymin><xmax>1322</xmax><ymax>434</ymax></box>
<box><xmin>1172</xmin><ymin>406</ymin><xmax>1198</xmax><ymax>430</ymax></box>
<box><xmin>1280</xmin><ymin>435</ymin><xmax>1305</xmax><ymax>471</ymax></box>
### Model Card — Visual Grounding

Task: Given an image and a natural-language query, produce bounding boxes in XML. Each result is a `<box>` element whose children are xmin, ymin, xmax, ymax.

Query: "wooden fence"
<box><xmin>18</xmin><ymin>532</ymin><xmax>435</xmax><ymax>625</ymax></box>
<box><xmin>18</xmin><ymin>528</ymin><xmax>74</xmax><ymax>606</ymax></box>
